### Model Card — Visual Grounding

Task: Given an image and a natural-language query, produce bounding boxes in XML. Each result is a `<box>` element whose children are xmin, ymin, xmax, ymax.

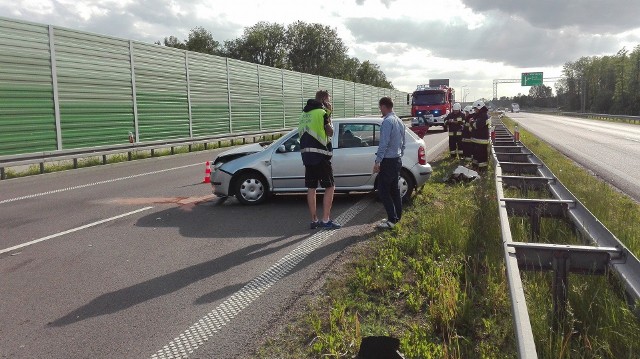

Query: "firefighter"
<box><xmin>461</xmin><ymin>107</ymin><xmax>474</xmax><ymax>162</ymax></box>
<box><xmin>470</xmin><ymin>100</ymin><xmax>490</xmax><ymax>169</ymax></box>
<box><xmin>444</xmin><ymin>103</ymin><xmax>464</xmax><ymax>158</ymax></box>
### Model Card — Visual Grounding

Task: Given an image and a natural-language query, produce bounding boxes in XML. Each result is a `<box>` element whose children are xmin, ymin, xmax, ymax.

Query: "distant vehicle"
<box><xmin>511</xmin><ymin>103</ymin><xmax>520</xmax><ymax>113</ymax></box>
<box><xmin>407</xmin><ymin>79</ymin><xmax>455</xmax><ymax>133</ymax></box>
<box><xmin>210</xmin><ymin>118</ymin><xmax>433</xmax><ymax>205</ymax></box>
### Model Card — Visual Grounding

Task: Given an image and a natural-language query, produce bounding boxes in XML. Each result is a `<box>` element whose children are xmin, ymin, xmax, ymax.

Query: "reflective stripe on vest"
<box><xmin>301</xmin><ymin>147</ymin><xmax>333</xmax><ymax>156</ymax></box>
<box><xmin>471</xmin><ymin>138</ymin><xmax>490</xmax><ymax>145</ymax></box>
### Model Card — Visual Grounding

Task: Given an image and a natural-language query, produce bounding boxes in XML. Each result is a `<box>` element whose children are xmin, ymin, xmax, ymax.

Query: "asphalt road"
<box><xmin>510</xmin><ymin>112</ymin><xmax>640</xmax><ymax>201</ymax></box>
<box><xmin>0</xmin><ymin>130</ymin><xmax>448</xmax><ymax>359</ymax></box>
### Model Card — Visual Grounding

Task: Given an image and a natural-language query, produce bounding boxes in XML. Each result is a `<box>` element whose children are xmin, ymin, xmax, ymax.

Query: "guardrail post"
<box><xmin>48</xmin><ymin>25</ymin><xmax>63</xmax><ymax>151</ymax></box>
<box><xmin>39</xmin><ymin>162</ymin><xmax>45</xmax><ymax>174</ymax></box>
<box><xmin>257</xmin><ymin>64</ymin><xmax>262</xmax><ymax>130</ymax></box>
<box><xmin>73</xmin><ymin>158</ymin><xmax>78</xmax><ymax>169</ymax></box>
<box><xmin>102</xmin><ymin>155</ymin><xmax>107</xmax><ymax>164</ymax></box>
<box><xmin>281</xmin><ymin>68</ymin><xmax>286</xmax><ymax>128</ymax></box>
<box><xmin>552</xmin><ymin>254</ymin><xmax>569</xmax><ymax>326</ymax></box>
<box><xmin>1</xmin><ymin>167</ymin><xmax>5</xmax><ymax>180</ymax></box>
<box><xmin>128</xmin><ymin>151</ymin><xmax>132</xmax><ymax>161</ymax></box>
<box><xmin>171</xmin><ymin>146</ymin><xmax>175</xmax><ymax>155</ymax></box>
<box><xmin>129</xmin><ymin>40</ymin><xmax>140</xmax><ymax>143</ymax></box>
<box><xmin>226</xmin><ymin>58</ymin><xmax>233</xmax><ymax>133</ymax></box>
<box><xmin>185</xmin><ymin>51</ymin><xmax>193</xmax><ymax>138</ymax></box>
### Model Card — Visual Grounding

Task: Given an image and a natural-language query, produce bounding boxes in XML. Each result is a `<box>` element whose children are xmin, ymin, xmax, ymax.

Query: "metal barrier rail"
<box><xmin>559</xmin><ymin>112</ymin><xmax>640</xmax><ymax>124</ymax></box>
<box><xmin>491</xmin><ymin>118</ymin><xmax>640</xmax><ymax>359</ymax></box>
<box><xmin>0</xmin><ymin>129</ymin><xmax>291</xmax><ymax>180</ymax></box>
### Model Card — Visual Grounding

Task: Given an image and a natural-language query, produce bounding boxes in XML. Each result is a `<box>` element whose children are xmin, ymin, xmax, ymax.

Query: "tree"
<box><xmin>162</xmin><ymin>35</ymin><xmax>186</xmax><ymax>50</ymax></box>
<box><xmin>285</xmin><ymin>21</ymin><xmax>348</xmax><ymax>78</ymax></box>
<box><xmin>223</xmin><ymin>22</ymin><xmax>287</xmax><ymax>68</ymax></box>
<box><xmin>356</xmin><ymin>61</ymin><xmax>393</xmax><ymax>88</ymax></box>
<box><xmin>338</xmin><ymin>56</ymin><xmax>360</xmax><ymax>82</ymax></box>
<box><xmin>185</xmin><ymin>26</ymin><xmax>221</xmax><ymax>55</ymax></box>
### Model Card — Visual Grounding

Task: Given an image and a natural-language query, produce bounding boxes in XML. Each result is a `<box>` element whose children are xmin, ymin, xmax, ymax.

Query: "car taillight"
<box><xmin>418</xmin><ymin>146</ymin><xmax>426</xmax><ymax>165</ymax></box>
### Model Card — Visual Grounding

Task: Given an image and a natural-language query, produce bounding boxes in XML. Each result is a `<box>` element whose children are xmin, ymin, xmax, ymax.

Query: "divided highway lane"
<box><xmin>510</xmin><ymin>112</ymin><xmax>640</xmax><ymax>201</ymax></box>
<box><xmin>0</xmin><ymin>131</ymin><xmax>449</xmax><ymax>359</ymax></box>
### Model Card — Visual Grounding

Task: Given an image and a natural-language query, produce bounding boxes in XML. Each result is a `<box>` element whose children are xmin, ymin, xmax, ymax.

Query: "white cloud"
<box><xmin>0</xmin><ymin>0</ymin><xmax>637</xmax><ymax>99</ymax></box>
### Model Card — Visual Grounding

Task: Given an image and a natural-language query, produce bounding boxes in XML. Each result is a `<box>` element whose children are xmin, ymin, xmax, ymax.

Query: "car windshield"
<box><xmin>412</xmin><ymin>92</ymin><xmax>445</xmax><ymax>105</ymax></box>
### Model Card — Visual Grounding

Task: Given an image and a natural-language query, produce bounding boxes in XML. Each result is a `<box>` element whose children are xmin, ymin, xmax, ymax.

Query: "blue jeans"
<box><xmin>378</xmin><ymin>157</ymin><xmax>402</xmax><ymax>223</ymax></box>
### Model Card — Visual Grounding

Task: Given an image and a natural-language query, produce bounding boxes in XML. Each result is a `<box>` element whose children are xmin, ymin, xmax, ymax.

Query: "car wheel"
<box><xmin>399</xmin><ymin>170</ymin><xmax>415</xmax><ymax>203</ymax></box>
<box><xmin>234</xmin><ymin>172</ymin><xmax>268</xmax><ymax>205</ymax></box>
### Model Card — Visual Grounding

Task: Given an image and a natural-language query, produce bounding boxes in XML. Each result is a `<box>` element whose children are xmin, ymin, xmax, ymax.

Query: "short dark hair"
<box><xmin>379</xmin><ymin>96</ymin><xmax>393</xmax><ymax>109</ymax></box>
<box><xmin>315</xmin><ymin>90</ymin><xmax>330</xmax><ymax>102</ymax></box>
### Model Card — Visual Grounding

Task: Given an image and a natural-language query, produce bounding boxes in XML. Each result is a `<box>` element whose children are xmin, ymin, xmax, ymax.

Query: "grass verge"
<box><xmin>501</xmin><ymin>116</ymin><xmax>640</xmax><ymax>258</ymax></box>
<box><xmin>257</xmin><ymin>156</ymin><xmax>517</xmax><ymax>358</ymax></box>
<box><xmin>500</xmin><ymin>116</ymin><xmax>640</xmax><ymax>357</ymax></box>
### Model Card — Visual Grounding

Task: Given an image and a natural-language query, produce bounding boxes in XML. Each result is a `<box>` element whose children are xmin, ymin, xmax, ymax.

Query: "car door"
<box><xmin>332</xmin><ymin>123</ymin><xmax>379</xmax><ymax>189</ymax></box>
<box><xmin>270</xmin><ymin>132</ymin><xmax>306</xmax><ymax>191</ymax></box>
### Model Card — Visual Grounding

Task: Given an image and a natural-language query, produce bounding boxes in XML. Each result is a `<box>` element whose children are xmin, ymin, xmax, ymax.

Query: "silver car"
<box><xmin>210</xmin><ymin>118</ymin><xmax>433</xmax><ymax>205</ymax></box>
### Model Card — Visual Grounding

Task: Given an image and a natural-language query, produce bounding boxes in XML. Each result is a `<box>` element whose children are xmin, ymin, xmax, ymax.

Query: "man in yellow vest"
<box><xmin>299</xmin><ymin>90</ymin><xmax>341</xmax><ymax>229</ymax></box>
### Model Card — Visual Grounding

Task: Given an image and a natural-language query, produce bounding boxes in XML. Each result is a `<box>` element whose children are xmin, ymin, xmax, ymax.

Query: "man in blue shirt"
<box><xmin>373</xmin><ymin>97</ymin><xmax>406</xmax><ymax>229</ymax></box>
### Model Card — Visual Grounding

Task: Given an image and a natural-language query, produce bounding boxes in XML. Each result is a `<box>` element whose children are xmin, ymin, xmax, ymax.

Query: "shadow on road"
<box><xmin>49</xmin><ymin>233</ymin><xmax>311</xmax><ymax>327</ymax></box>
<box><xmin>134</xmin><ymin>193</ymin><xmax>370</xmax><ymax>239</ymax></box>
<box><xmin>194</xmin><ymin>233</ymin><xmax>366</xmax><ymax>305</ymax></box>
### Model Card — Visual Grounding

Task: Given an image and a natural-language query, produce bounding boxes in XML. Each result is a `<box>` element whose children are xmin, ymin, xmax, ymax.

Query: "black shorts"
<box><xmin>305</xmin><ymin>159</ymin><xmax>334</xmax><ymax>188</ymax></box>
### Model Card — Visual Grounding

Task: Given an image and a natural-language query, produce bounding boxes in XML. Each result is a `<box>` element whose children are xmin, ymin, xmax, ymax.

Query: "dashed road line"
<box><xmin>150</xmin><ymin>197</ymin><xmax>373</xmax><ymax>359</ymax></box>
<box><xmin>0</xmin><ymin>164</ymin><xmax>200</xmax><ymax>205</ymax></box>
<box><xmin>0</xmin><ymin>207</ymin><xmax>153</xmax><ymax>255</ymax></box>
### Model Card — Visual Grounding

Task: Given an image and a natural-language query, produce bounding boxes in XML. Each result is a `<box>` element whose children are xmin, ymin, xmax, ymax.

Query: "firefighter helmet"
<box><xmin>473</xmin><ymin>100</ymin><xmax>485</xmax><ymax>109</ymax></box>
<box><xmin>452</xmin><ymin>102</ymin><xmax>461</xmax><ymax>111</ymax></box>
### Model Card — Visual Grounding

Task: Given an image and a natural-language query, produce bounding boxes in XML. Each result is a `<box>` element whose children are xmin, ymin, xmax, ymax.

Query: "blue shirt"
<box><xmin>375</xmin><ymin>111</ymin><xmax>406</xmax><ymax>163</ymax></box>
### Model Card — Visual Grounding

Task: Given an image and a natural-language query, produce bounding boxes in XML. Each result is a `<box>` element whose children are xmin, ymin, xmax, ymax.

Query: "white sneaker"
<box><xmin>376</xmin><ymin>220</ymin><xmax>395</xmax><ymax>229</ymax></box>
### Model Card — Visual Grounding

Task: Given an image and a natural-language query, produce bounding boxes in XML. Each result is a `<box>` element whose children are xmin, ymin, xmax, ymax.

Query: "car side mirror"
<box><xmin>406</xmin><ymin>94</ymin><xmax>410</xmax><ymax>105</ymax></box>
<box><xmin>277</xmin><ymin>145</ymin><xmax>286</xmax><ymax>153</ymax></box>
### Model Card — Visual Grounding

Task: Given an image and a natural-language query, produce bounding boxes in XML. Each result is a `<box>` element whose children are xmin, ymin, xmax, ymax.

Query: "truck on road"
<box><xmin>408</xmin><ymin>79</ymin><xmax>455</xmax><ymax>137</ymax></box>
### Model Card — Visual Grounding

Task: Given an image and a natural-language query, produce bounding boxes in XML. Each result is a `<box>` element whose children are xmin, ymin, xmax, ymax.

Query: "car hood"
<box><xmin>213</xmin><ymin>143</ymin><xmax>266</xmax><ymax>165</ymax></box>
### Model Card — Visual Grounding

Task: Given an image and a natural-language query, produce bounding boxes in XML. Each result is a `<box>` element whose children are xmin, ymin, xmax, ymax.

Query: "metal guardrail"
<box><xmin>558</xmin><ymin>112</ymin><xmax>640</xmax><ymax>124</ymax></box>
<box><xmin>491</xmin><ymin>118</ymin><xmax>640</xmax><ymax>359</ymax></box>
<box><xmin>0</xmin><ymin>129</ymin><xmax>292</xmax><ymax>180</ymax></box>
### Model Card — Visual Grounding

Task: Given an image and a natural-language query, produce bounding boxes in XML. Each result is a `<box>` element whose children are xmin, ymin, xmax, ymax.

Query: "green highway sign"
<box><xmin>521</xmin><ymin>72</ymin><xmax>543</xmax><ymax>86</ymax></box>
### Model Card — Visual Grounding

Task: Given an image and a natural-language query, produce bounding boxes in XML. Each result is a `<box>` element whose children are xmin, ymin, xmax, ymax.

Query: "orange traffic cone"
<box><xmin>203</xmin><ymin>161</ymin><xmax>211</xmax><ymax>183</ymax></box>
<box><xmin>515</xmin><ymin>125</ymin><xmax>520</xmax><ymax>142</ymax></box>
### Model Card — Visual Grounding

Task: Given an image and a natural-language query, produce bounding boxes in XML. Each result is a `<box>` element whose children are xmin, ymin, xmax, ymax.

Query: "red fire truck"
<box><xmin>408</xmin><ymin>79</ymin><xmax>455</xmax><ymax>137</ymax></box>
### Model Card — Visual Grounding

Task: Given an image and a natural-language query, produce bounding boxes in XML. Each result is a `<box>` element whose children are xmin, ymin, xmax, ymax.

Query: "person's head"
<box><xmin>452</xmin><ymin>102</ymin><xmax>461</xmax><ymax>114</ymax></box>
<box><xmin>315</xmin><ymin>90</ymin><xmax>330</xmax><ymax>105</ymax></box>
<box><xmin>379</xmin><ymin>97</ymin><xmax>394</xmax><ymax>116</ymax></box>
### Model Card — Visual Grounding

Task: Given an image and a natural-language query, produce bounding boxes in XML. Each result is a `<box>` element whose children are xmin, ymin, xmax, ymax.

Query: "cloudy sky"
<box><xmin>2</xmin><ymin>0</ymin><xmax>640</xmax><ymax>100</ymax></box>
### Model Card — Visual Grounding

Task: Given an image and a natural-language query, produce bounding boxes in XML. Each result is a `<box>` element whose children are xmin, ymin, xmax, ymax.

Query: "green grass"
<box><xmin>257</xmin><ymin>126</ymin><xmax>640</xmax><ymax>358</ymax></box>
<box><xmin>501</xmin><ymin>116</ymin><xmax>640</xmax><ymax>258</ymax></box>
<box><xmin>258</xmin><ymin>157</ymin><xmax>517</xmax><ymax>358</ymax></box>
<box><xmin>500</xmin><ymin>116</ymin><xmax>640</xmax><ymax>357</ymax></box>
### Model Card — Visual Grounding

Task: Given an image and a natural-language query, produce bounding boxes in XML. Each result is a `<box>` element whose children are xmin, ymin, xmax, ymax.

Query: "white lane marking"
<box><xmin>427</xmin><ymin>137</ymin><xmax>449</xmax><ymax>157</ymax></box>
<box><xmin>0</xmin><ymin>207</ymin><xmax>153</xmax><ymax>255</ymax></box>
<box><xmin>0</xmin><ymin>163</ymin><xmax>200</xmax><ymax>205</ymax></box>
<box><xmin>150</xmin><ymin>197</ymin><xmax>373</xmax><ymax>359</ymax></box>
<box><xmin>624</xmin><ymin>137</ymin><xmax>640</xmax><ymax>143</ymax></box>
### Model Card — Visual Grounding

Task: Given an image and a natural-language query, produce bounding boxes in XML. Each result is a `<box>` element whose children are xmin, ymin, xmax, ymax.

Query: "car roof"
<box><xmin>332</xmin><ymin>117</ymin><xmax>384</xmax><ymax>123</ymax></box>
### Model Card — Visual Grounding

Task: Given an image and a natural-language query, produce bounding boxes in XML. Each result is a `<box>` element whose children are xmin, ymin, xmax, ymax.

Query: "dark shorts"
<box><xmin>305</xmin><ymin>159</ymin><xmax>334</xmax><ymax>188</ymax></box>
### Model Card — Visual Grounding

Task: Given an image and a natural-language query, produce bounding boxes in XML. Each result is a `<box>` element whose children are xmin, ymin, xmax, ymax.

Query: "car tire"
<box><xmin>234</xmin><ymin>171</ymin><xmax>268</xmax><ymax>205</ymax></box>
<box><xmin>399</xmin><ymin>170</ymin><xmax>415</xmax><ymax>203</ymax></box>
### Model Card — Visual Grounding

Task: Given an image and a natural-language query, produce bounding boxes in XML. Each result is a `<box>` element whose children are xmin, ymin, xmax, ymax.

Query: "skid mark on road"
<box><xmin>0</xmin><ymin>163</ymin><xmax>201</xmax><ymax>205</ymax></box>
<box><xmin>150</xmin><ymin>197</ymin><xmax>373</xmax><ymax>359</ymax></box>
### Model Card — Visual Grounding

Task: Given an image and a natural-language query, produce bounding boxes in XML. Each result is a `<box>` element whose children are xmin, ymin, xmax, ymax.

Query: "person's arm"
<box><xmin>323</xmin><ymin>111</ymin><xmax>334</xmax><ymax>137</ymax></box>
<box><xmin>401</xmin><ymin>120</ymin><xmax>406</xmax><ymax>157</ymax></box>
<box><xmin>375</xmin><ymin>120</ymin><xmax>391</xmax><ymax>164</ymax></box>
